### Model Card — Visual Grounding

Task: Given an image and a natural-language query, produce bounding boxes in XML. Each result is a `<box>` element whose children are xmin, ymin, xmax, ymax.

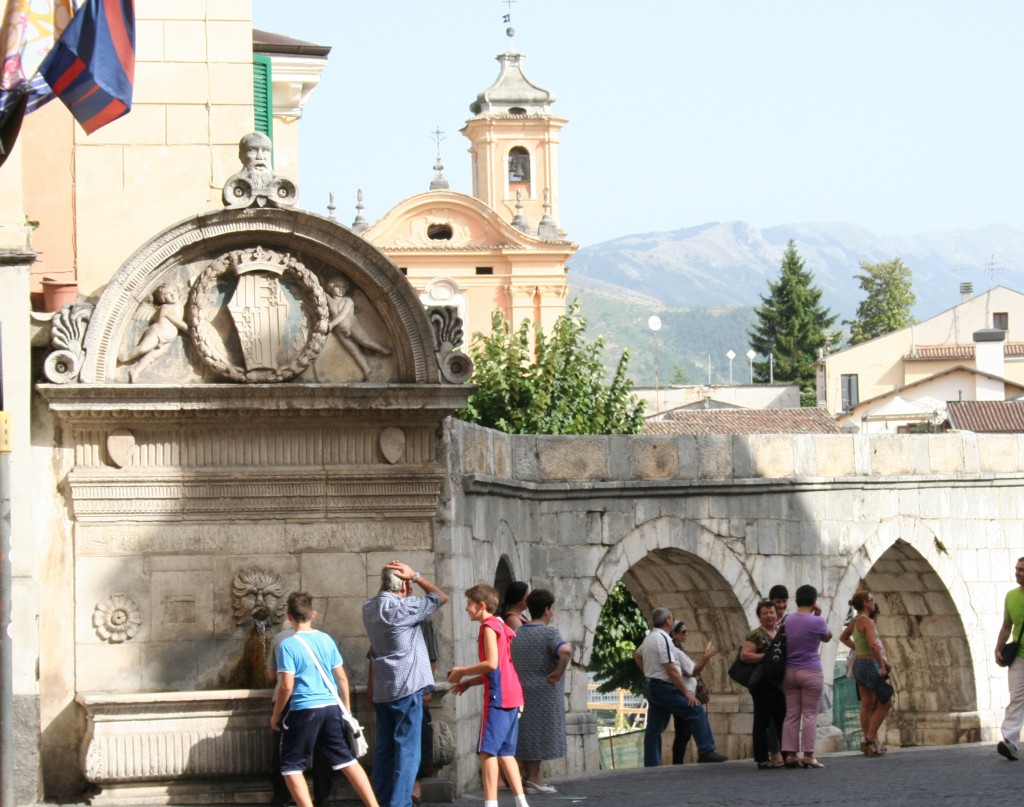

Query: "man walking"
<box><xmin>996</xmin><ymin>557</ymin><xmax>1024</xmax><ymax>761</ymax></box>
<box><xmin>635</xmin><ymin>607</ymin><xmax>727</xmax><ymax>767</ymax></box>
<box><xmin>363</xmin><ymin>561</ymin><xmax>448</xmax><ymax>806</ymax></box>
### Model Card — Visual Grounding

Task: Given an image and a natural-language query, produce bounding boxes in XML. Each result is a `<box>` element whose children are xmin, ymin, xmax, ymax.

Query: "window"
<box><xmin>252</xmin><ymin>54</ymin><xmax>274</xmax><ymax>142</ymax></box>
<box><xmin>994</xmin><ymin>312</ymin><xmax>1008</xmax><ymax>330</ymax></box>
<box><xmin>508</xmin><ymin>146</ymin><xmax>530</xmax><ymax>183</ymax></box>
<box><xmin>475</xmin><ymin>267</ymin><xmax>493</xmax><ymax>275</ymax></box>
<box><xmin>841</xmin><ymin>374</ymin><xmax>859</xmax><ymax>411</ymax></box>
<box><xmin>427</xmin><ymin>224</ymin><xmax>453</xmax><ymax>241</ymax></box>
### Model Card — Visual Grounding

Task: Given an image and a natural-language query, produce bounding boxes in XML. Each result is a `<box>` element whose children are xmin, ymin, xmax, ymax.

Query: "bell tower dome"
<box><xmin>461</xmin><ymin>33</ymin><xmax>567</xmax><ymax>237</ymax></box>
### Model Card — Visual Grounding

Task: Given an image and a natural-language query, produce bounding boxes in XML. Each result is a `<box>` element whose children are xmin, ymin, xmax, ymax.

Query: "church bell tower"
<box><xmin>461</xmin><ymin>30</ymin><xmax>567</xmax><ymax>238</ymax></box>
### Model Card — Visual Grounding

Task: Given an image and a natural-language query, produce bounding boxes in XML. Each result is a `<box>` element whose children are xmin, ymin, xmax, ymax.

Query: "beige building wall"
<box><xmin>19</xmin><ymin>0</ymin><xmax>256</xmax><ymax>300</ymax></box>
<box><xmin>818</xmin><ymin>287</ymin><xmax>1024</xmax><ymax>414</ymax></box>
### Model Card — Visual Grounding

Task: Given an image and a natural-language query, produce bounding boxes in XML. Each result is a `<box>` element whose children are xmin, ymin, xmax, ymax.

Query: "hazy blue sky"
<box><xmin>252</xmin><ymin>1</ymin><xmax>1024</xmax><ymax>248</ymax></box>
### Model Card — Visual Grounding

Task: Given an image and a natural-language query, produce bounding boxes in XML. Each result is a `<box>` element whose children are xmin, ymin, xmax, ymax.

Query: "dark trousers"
<box><xmin>671</xmin><ymin>714</ymin><xmax>693</xmax><ymax>764</ymax></box>
<box><xmin>271</xmin><ymin>708</ymin><xmax>333</xmax><ymax>805</ymax></box>
<box><xmin>750</xmin><ymin>680</ymin><xmax>787</xmax><ymax>763</ymax></box>
<box><xmin>644</xmin><ymin>679</ymin><xmax>716</xmax><ymax>767</ymax></box>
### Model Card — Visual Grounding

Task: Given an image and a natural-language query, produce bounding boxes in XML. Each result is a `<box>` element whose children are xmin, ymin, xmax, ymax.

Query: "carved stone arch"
<box><xmin>581</xmin><ymin>516</ymin><xmax>758</xmax><ymax>669</ymax></box>
<box><xmin>834</xmin><ymin>518</ymin><xmax>983</xmax><ymax>743</ymax></box>
<box><xmin>80</xmin><ymin>207</ymin><xmax>439</xmax><ymax>384</ymax></box>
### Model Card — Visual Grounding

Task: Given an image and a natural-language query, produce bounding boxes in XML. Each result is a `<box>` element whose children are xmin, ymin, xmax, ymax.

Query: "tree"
<box><xmin>844</xmin><ymin>258</ymin><xmax>916</xmax><ymax>344</ymax></box>
<box><xmin>590</xmin><ymin>582</ymin><xmax>648</xmax><ymax>695</ymax></box>
<box><xmin>459</xmin><ymin>300</ymin><xmax>645</xmax><ymax>434</ymax></box>
<box><xmin>670</xmin><ymin>362</ymin><xmax>691</xmax><ymax>384</ymax></box>
<box><xmin>748</xmin><ymin>240</ymin><xmax>839</xmax><ymax>397</ymax></box>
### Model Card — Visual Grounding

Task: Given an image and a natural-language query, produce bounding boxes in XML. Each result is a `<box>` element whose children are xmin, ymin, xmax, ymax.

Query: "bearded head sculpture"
<box><xmin>231</xmin><ymin>566</ymin><xmax>286</xmax><ymax>627</ymax></box>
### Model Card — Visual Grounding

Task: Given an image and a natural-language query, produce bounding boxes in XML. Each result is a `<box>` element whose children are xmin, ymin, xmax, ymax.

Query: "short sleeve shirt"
<box><xmin>363</xmin><ymin>591</ymin><xmax>442</xmax><ymax>703</ymax></box>
<box><xmin>783</xmin><ymin>612</ymin><xmax>830</xmax><ymax>671</ymax></box>
<box><xmin>1005</xmin><ymin>588</ymin><xmax>1024</xmax><ymax>661</ymax></box>
<box><xmin>637</xmin><ymin>628</ymin><xmax>676</xmax><ymax>682</ymax></box>
<box><xmin>276</xmin><ymin>630</ymin><xmax>343</xmax><ymax>710</ymax></box>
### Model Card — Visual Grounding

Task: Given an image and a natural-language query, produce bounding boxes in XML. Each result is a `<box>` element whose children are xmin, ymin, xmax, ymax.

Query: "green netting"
<box><xmin>598</xmin><ymin>728</ymin><xmax>645</xmax><ymax>769</ymax></box>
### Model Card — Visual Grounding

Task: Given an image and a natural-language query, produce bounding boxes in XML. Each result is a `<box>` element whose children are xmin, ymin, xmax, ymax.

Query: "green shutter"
<box><xmin>253</xmin><ymin>54</ymin><xmax>274</xmax><ymax>143</ymax></box>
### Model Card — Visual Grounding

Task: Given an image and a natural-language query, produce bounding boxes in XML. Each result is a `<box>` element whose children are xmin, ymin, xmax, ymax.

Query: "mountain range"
<box><xmin>566</xmin><ymin>222</ymin><xmax>1024</xmax><ymax>388</ymax></box>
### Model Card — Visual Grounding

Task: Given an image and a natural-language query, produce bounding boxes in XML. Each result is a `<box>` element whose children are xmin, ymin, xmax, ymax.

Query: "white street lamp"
<box><xmin>648</xmin><ymin>316</ymin><xmax>662</xmax><ymax>413</ymax></box>
<box><xmin>746</xmin><ymin>349</ymin><xmax>756</xmax><ymax>384</ymax></box>
<box><xmin>726</xmin><ymin>350</ymin><xmax>736</xmax><ymax>385</ymax></box>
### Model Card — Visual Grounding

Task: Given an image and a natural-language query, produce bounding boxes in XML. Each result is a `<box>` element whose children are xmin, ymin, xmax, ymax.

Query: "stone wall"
<box><xmin>444</xmin><ymin>422</ymin><xmax>1024</xmax><ymax>785</ymax></box>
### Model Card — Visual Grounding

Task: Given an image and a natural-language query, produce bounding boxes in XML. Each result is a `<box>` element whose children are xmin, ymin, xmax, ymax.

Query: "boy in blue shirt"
<box><xmin>271</xmin><ymin>592</ymin><xmax>378</xmax><ymax>807</ymax></box>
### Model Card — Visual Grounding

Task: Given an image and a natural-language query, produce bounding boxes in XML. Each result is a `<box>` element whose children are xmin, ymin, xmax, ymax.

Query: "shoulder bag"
<box><xmin>727</xmin><ymin>645</ymin><xmax>763</xmax><ymax>688</ymax></box>
<box><xmin>292</xmin><ymin>634</ymin><xmax>369</xmax><ymax>758</ymax></box>
<box><xmin>999</xmin><ymin>621</ymin><xmax>1024</xmax><ymax>668</ymax></box>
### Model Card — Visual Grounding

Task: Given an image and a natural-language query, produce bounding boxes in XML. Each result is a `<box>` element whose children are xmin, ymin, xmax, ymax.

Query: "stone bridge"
<box><xmin>442</xmin><ymin>422</ymin><xmax>1022</xmax><ymax>789</ymax></box>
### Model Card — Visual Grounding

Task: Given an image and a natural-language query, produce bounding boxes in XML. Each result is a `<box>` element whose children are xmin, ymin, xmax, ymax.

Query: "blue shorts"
<box><xmin>853</xmin><ymin>658</ymin><xmax>894</xmax><ymax>704</ymax></box>
<box><xmin>280</xmin><ymin>704</ymin><xmax>356</xmax><ymax>774</ymax></box>
<box><xmin>478</xmin><ymin>705</ymin><xmax>521</xmax><ymax>757</ymax></box>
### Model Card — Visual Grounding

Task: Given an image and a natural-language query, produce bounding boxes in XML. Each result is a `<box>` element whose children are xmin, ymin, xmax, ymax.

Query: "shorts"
<box><xmin>478</xmin><ymin>704</ymin><xmax>521</xmax><ymax>757</ymax></box>
<box><xmin>280</xmin><ymin>704</ymin><xmax>357</xmax><ymax>774</ymax></box>
<box><xmin>853</xmin><ymin>658</ymin><xmax>894</xmax><ymax>704</ymax></box>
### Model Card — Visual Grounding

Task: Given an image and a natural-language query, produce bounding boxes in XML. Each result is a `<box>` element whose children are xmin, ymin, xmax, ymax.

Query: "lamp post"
<box><xmin>648</xmin><ymin>315</ymin><xmax>662</xmax><ymax>414</ymax></box>
<box><xmin>746</xmin><ymin>349</ymin><xmax>756</xmax><ymax>384</ymax></box>
<box><xmin>726</xmin><ymin>350</ymin><xmax>736</xmax><ymax>385</ymax></box>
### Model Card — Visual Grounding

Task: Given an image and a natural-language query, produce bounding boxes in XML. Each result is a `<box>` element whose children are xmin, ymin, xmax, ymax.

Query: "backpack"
<box><xmin>761</xmin><ymin>624</ymin><xmax>787</xmax><ymax>686</ymax></box>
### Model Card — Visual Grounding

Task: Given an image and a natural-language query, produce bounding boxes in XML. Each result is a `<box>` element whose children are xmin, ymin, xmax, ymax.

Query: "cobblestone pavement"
<box><xmin>43</xmin><ymin>743</ymin><xmax>1019</xmax><ymax>806</ymax></box>
<box><xmin>451</xmin><ymin>743</ymin><xmax>1020</xmax><ymax>807</ymax></box>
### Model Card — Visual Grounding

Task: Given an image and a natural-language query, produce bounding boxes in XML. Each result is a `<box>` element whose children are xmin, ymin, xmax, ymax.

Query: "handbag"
<box><xmin>694</xmin><ymin>676</ymin><xmax>710</xmax><ymax>705</ymax></box>
<box><xmin>727</xmin><ymin>646</ymin><xmax>763</xmax><ymax>688</ymax></box>
<box><xmin>761</xmin><ymin>624</ymin><xmax>787</xmax><ymax>686</ymax></box>
<box><xmin>999</xmin><ymin>622</ymin><xmax>1024</xmax><ymax>668</ymax></box>
<box><xmin>293</xmin><ymin>634</ymin><xmax>369</xmax><ymax>758</ymax></box>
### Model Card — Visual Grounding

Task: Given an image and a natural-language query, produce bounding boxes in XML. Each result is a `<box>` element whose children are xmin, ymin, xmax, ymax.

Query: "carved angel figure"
<box><xmin>118</xmin><ymin>283</ymin><xmax>188</xmax><ymax>382</ymax></box>
<box><xmin>325</xmin><ymin>277</ymin><xmax>392</xmax><ymax>379</ymax></box>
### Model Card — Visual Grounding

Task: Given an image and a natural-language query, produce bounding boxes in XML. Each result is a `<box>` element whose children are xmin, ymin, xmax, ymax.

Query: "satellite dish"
<box><xmin>648</xmin><ymin>316</ymin><xmax>662</xmax><ymax>332</ymax></box>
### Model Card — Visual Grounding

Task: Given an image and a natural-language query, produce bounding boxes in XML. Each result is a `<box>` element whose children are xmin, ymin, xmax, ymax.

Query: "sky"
<box><xmin>251</xmin><ymin>1</ymin><xmax>1024</xmax><ymax>249</ymax></box>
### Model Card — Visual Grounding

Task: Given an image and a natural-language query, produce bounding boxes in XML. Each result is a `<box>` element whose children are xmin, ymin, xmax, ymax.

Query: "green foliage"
<box><xmin>590</xmin><ymin>582</ymin><xmax>648</xmax><ymax>695</ymax></box>
<box><xmin>748</xmin><ymin>240</ymin><xmax>839</xmax><ymax>397</ymax></box>
<box><xmin>844</xmin><ymin>258</ymin><xmax>917</xmax><ymax>345</ymax></box>
<box><xmin>670</xmin><ymin>362</ymin><xmax>691</xmax><ymax>384</ymax></box>
<box><xmin>458</xmin><ymin>300</ymin><xmax>645</xmax><ymax>435</ymax></box>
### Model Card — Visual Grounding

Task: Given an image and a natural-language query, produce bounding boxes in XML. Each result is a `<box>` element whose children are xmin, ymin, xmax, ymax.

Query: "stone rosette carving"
<box><xmin>43</xmin><ymin>302</ymin><xmax>94</xmax><ymax>384</ymax></box>
<box><xmin>427</xmin><ymin>305</ymin><xmax>472</xmax><ymax>384</ymax></box>
<box><xmin>92</xmin><ymin>593</ymin><xmax>142</xmax><ymax>643</ymax></box>
<box><xmin>186</xmin><ymin>246</ymin><xmax>330</xmax><ymax>382</ymax></box>
<box><xmin>232</xmin><ymin>566</ymin><xmax>286</xmax><ymax>628</ymax></box>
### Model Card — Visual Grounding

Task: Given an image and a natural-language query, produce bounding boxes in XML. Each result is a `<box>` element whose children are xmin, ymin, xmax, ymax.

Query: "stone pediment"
<box><xmin>364</xmin><ymin>190</ymin><xmax>548</xmax><ymax>250</ymax></box>
<box><xmin>67</xmin><ymin>207</ymin><xmax>469</xmax><ymax>386</ymax></box>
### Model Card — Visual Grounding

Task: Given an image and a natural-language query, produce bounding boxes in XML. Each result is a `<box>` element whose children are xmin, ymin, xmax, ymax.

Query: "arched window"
<box><xmin>508</xmin><ymin>146</ymin><xmax>530</xmax><ymax>183</ymax></box>
<box><xmin>427</xmin><ymin>223</ymin><xmax>453</xmax><ymax>240</ymax></box>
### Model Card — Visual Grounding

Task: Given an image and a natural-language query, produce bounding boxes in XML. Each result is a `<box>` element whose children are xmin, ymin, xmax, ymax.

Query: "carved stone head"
<box><xmin>231</xmin><ymin>566</ymin><xmax>286</xmax><ymax>627</ymax></box>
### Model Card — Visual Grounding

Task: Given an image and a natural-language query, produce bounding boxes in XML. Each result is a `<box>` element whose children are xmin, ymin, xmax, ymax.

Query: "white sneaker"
<box><xmin>998</xmin><ymin>739</ymin><xmax>1019</xmax><ymax>760</ymax></box>
<box><xmin>524</xmin><ymin>780</ymin><xmax>557</xmax><ymax>794</ymax></box>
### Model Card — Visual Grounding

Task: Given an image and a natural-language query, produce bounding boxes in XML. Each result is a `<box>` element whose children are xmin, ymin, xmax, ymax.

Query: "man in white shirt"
<box><xmin>634</xmin><ymin>607</ymin><xmax>727</xmax><ymax>767</ymax></box>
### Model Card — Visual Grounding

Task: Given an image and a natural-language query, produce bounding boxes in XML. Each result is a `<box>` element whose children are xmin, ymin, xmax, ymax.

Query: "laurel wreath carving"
<box><xmin>185</xmin><ymin>250</ymin><xmax>329</xmax><ymax>383</ymax></box>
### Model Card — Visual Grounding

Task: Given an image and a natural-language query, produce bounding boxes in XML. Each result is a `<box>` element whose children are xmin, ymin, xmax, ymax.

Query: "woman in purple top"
<box><xmin>781</xmin><ymin>584</ymin><xmax>832</xmax><ymax>769</ymax></box>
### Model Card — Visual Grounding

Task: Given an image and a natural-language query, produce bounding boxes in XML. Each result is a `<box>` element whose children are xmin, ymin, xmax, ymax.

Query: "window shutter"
<box><xmin>253</xmin><ymin>54</ymin><xmax>274</xmax><ymax>143</ymax></box>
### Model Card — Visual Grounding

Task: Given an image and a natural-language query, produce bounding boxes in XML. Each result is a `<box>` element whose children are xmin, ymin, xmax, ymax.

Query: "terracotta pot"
<box><xmin>41</xmin><ymin>278</ymin><xmax>78</xmax><ymax>312</ymax></box>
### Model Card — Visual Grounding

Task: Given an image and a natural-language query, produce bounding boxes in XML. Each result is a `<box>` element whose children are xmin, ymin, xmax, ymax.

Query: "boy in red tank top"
<box><xmin>448</xmin><ymin>583</ymin><xmax>531</xmax><ymax>807</ymax></box>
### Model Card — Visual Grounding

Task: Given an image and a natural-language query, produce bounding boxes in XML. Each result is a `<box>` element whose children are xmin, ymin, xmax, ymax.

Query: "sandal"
<box><xmin>800</xmin><ymin>757</ymin><xmax>825</xmax><ymax>768</ymax></box>
<box><xmin>783</xmin><ymin>754</ymin><xmax>800</xmax><ymax>768</ymax></box>
<box><xmin>863</xmin><ymin>738</ymin><xmax>885</xmax><ymax>757</ymax></box>
<box><xmin>757</xmin><ymin>761</ymin><xmax>782</xmax><ymax>769</ymax></box>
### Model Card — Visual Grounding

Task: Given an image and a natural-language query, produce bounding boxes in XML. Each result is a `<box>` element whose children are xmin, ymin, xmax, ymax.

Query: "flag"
<box><xmin>39</xmin><ymin>0</ymin><xmax>134</xmax><ymax>135</ymax></box>
<box><xmin>0</xmin><ymin>0</ymin><xmax>76</xmax><ymax>165</ymax></box>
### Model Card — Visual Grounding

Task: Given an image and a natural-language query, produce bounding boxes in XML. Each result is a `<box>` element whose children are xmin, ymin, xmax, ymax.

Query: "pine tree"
<box><xmin>845</xmin><ymin>258</ymin><xmax>917</xmax><ymax>344</ymax></box>
<box><xmin>748</xmin><ymin>240</ymin><xmax>839</xmax><ymax>397</ymax></box>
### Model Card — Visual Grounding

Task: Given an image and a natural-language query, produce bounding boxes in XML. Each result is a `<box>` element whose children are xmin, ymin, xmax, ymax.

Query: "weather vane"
<box><xmin>502</xmin><ymin>0</ymin><xmax>516</xmax><ymax>36</ymax></box>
